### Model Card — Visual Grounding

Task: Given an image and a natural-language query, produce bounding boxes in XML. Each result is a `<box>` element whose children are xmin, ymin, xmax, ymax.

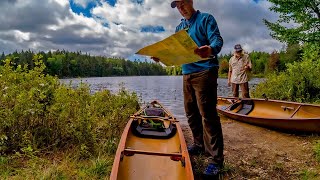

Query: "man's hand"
<box><xmin>228</xmin><ymin>81</ymin><xmax>231</xmax><ymax>87</ymax></box>
<box><xmin>151</xmin><ymin>57</ymin><xmax>160</xmax><ymax>63</ymax></box>
<box><xmin>194</xmin><ymin>45</ymin><xmax>212</xmax><ymax>59</ymax></box>
<box><xmin>244</xmin><ymin>65</ymin><xmax>251</xmax><ymax>71</ymax></box>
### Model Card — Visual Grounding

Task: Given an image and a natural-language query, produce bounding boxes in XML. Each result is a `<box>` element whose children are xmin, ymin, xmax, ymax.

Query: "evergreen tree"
<box><xmin>0</xmin><ymin>52</ymin><xmax>5</xmax><ymax>61</ymax></box>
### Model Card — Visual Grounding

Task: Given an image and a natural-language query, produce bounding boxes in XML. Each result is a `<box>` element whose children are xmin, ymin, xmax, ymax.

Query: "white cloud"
<box><xmin>0</xmin><ymin>0</ymin><xmax>285</xmax><ymax>58</ymax></box>
<box><xmin>13</xmin><ymin>30</ymin><xmax>31</xmax><ymax>43</ymax></box>
<box><xmin>52</xmin><ymin>0</ymin><xmax>69</xmax><ymax>7</ymax></box>
<box><xmin>71</xmin><ymin>0</ymin><xmax>92</xmax><ymax>8</ymax></box>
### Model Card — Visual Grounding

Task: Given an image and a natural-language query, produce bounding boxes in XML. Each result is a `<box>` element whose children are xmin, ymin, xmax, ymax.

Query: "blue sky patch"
<box><xmin>69</xmin><ymin>0</ymin><xmax>97</xmax><ymax>17</ymax></box>
<box><xmin>105</xmin><ymin>0</ymin><xmax>117</xmax><ymax>6</ymax></box>
<box><xmin>141</xmin><ymin>26</ymin><xmax>165</xmax><ymax>33</ymax></box>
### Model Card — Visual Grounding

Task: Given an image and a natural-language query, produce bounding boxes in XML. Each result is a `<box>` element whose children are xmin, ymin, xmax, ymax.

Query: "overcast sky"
<box><xmin>0</xmin><ymin>0</ymin><xmax>284</xmax><ymax>60</ymax></box>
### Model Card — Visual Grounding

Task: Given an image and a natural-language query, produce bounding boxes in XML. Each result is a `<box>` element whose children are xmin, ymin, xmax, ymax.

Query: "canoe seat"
<box><xmin>132</xmin><ymin>120</ymin><xmax>177</xmax><ymax>139</ymax></box>
<box><xmin>236</xmin><ymin>100</ymin><xmax>254</xmax><ymax>115</ymax></box>
<box><xmin>144</xmin><ymin>107</ymin><xmax>165</xmax><ymax>117</ymax></box>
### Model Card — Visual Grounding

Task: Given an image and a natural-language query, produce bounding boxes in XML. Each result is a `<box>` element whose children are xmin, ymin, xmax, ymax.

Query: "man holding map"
<box><xmin>150</xmin><ymin>0</ymin><xmax>224</xmax><ymax>177</ymax></box>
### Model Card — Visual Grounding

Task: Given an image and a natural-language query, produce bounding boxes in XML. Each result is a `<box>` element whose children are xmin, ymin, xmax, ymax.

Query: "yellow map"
<box><xmin>136</xmin><ymin>30</ymin><xmax>206</xmax><ymax>66</ymax></box>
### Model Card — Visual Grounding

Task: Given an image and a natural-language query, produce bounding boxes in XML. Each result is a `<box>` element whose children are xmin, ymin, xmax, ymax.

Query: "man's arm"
<box><xmin>228</xmin><ymin>58</ymin><xmax>232</xmax><ymax>86</ymax></box>
<box><xmin>247</xmin><ymin>56</ymin><xmax>252</xmax><ymax>70</ymax></box>
<box><xmin>194</xmin><ymin>15</ymin><xmax>223</xmax><ymax>59</ymax></box>
<box><xmin>245</xmin><ymin>54</ymin><xmax>252</xmax><ymax>71</ymax></box>
<box><xmin>205</xmin><ymin>15</ymin><xmax>223</xmax><ymax>55</ymax></box>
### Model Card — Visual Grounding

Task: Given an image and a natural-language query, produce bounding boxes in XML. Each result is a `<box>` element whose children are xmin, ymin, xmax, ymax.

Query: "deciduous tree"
<box><xmin>264</xmin><ymin>0</ymin><xmax>320</xmax><ymax>45</ymax></box>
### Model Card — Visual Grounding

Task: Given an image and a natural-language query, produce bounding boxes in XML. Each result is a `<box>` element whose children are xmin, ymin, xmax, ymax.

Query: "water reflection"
<box><xmin>60</xmin><ymin>76</ymin><xmax>262</xmax><ymax>122</ymax></box>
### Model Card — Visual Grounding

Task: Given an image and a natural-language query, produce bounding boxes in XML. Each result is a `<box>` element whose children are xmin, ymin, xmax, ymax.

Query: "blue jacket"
<box><xmin>175</xmin><ymin>10</ymin><xmax>223</xmax><ymax>74</ymax></box>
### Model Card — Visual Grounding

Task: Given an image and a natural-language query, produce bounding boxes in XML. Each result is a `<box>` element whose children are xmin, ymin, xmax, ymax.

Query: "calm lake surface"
<box><xmin>60</xmin><ymin>76</ymin><xmax>262</xmax><ymax>122</ymax></box>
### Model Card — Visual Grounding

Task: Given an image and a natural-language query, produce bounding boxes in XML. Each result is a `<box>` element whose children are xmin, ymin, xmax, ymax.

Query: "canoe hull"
<box><xmin>110</xmin><ymin>101</ymin><xmax>193</xmax><ymax>180</ymax></box>
<box><xmin>217</xmin><ymin>96</ymin><xmax>320</xmax><ymax>133</ymax></box>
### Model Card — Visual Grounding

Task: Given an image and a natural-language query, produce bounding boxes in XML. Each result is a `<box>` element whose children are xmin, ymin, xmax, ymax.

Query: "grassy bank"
<box><xmin>0</xmin><ymin>55</ymin><xmax>139</xmax><ymax>179</ymax></box>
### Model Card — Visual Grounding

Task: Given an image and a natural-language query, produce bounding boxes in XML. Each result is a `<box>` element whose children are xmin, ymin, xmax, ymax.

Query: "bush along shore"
<box><xmin>0</xmin><ymin>55</ymin><xmax>140</xmax><ymax>179</ymax></box>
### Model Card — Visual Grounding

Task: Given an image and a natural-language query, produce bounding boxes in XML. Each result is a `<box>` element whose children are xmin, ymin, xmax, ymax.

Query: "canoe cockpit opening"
<box><xmin>132</xmin><ymin>119</ymin><xmax>177</xmax><ymax>139</ymax></box>
<box><xmin>132</xmin><ymin>101</ymin><xmax>177</xmax><ymax>138</ymax></box>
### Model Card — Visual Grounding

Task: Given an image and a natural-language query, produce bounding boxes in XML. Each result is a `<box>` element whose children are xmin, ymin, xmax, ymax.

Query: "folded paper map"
<box><xmin>136</xmin><ymin>30</ymin><xmax>206</xmax><ymax>66</ymax></box>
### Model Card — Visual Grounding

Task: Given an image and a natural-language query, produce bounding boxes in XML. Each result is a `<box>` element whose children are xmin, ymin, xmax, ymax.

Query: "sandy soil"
<box><xmin>181</xmin><ymin>116</ymin><xmax>320</xmax><ymax>180</ymax></box>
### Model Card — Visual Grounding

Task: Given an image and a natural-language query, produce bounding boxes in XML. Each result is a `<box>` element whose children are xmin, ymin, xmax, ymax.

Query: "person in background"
<box><xmin>228</xmin><ymin>44</ymin><xmax>252</xmax><ymax>98</ymax></box>
<box><xmin>153</xmin><ymin>0</ymin><xmax>224</xmax><ymax>177</ymax></box>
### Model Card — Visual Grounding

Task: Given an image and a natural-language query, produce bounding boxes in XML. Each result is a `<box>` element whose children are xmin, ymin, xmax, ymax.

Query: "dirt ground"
<box><xmin>181</xmin><ymin>116</ymin><xmax>320</xmax><ymax>180</ymax></box>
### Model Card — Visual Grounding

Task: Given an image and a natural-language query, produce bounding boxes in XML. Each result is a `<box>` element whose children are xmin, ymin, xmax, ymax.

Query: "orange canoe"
<box><xmin>217</xmin><ymin>96</ymin><xmax>320</xmax><ymax>133</ymax></box>
<box><xmin>110</xmin><ymin>101</ymin><xmax>194</xmax><ymax>180</ymax></box>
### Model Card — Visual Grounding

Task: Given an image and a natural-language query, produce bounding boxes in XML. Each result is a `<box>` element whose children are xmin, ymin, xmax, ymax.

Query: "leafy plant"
<box><xmin>314</xmin><ymin>140</ymin><xmax>320</xmax><ymax>162</ymax></box>
<box><xmin>252</xmin><ymin>44</ymin><xmax>320</xmax><ymax>104</ymax></box>
<box><xmin>0</xmin><ymin>54</ymin><xmax>139</xmax><ymax>159</ymax></box>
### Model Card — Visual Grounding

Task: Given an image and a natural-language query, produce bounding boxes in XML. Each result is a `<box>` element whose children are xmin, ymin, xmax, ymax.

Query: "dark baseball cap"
<box><xmin>234</xmin><ymin>44</ymin><xmax>243</xmax><ymax>51</ymax></box>
<box><xmin>171</xmin><ymin>0</ymin><xmax>183</xmax><ymax>8</ymax></box>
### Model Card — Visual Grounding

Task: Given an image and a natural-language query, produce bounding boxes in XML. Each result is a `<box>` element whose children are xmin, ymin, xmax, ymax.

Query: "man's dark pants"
<box><xmin>231</xmin><ymin>82</ymin><xmax>250</xmax><ymax>98</ymax></box>
<box><xmin>183</xmin><ymin>67</ymin><xmax>224</xmax><ymax>165</ymax></box>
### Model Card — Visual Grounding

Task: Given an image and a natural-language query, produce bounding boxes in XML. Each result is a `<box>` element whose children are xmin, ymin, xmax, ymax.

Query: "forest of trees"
<box><xmin>167</xmin><ymin>43</ymin><xmax>302</xmax><ymax>76</ymax></box>
<box><xmin>0</xmin><ymin>44</ymin><xmax>302</xmax><ymax>78</ymax></box>
<box><xmin>0</xmin><ymin>50</ymin><xmax>167</xmax><ymax>78</ymax></box>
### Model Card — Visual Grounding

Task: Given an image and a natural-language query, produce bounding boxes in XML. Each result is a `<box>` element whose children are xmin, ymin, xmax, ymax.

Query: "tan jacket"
<box><xmin>229</xmin><ymin>53</ymin><xmax>252</xmax><ymax>84</ymax></box>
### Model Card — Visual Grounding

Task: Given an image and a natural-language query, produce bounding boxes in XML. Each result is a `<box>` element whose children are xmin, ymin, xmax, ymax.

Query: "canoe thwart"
<box><xmin>281</xmin><ymin>105</ymin><xmax>295</xmax><ymax>111</ymax></box>
<box><xmin>290</xmin><ymin>105</ymin><xmax>302</xmax><ymax>118</ymax></box>
<box><xmin>123</xmin><ymin>148</ymin><xmax>182</xmax><ymax>157</ymax></box>
<box><xmin>130</xmin><ymin>115</ymin><xmax>178</xmax><ymax>122</ymax></box>
<box><xmin>122</xmin><ymin>149</ymin><xmax>185</xmax><ymax>165</ymax></box>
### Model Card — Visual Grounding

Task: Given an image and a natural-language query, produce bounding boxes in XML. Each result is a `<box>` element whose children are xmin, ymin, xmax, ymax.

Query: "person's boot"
<box><xmin>203</xmin><ymin>163</ymin><xmax>220</xmax><ymax>178</ymax></box>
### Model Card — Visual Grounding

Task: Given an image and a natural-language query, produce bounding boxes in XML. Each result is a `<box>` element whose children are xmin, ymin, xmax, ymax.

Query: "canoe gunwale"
<box><xmin>218</xmin><ymin>96</ymin><xmax>320</xmax><ymax>108</ymax></box>
<box><xmin>217</xmin><ymin>108</ymin><xmax>320</xmax><ymax>121</ymax></box>
<box><xmin>110</xmin><ymin>118</ymin><xmax>134</xmax><ymax>180</ymax></box>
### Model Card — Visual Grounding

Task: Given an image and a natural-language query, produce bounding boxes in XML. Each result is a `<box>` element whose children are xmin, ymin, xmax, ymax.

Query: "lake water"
<box><xmin>60</xmin><ymin>76</ymin><xmax>262</xmax><ymax>123</ymax></box>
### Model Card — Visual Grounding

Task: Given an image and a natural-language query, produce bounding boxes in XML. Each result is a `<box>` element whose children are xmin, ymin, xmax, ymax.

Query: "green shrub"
<box><xmin>252</xmin><ymin>44</ymin><xmax>320</xmax><ymax>103</ymax></box>
<box><xmin>219</xmin><ymin>59</ymin><xmax>229</xmax><ymax>75</ymax></box>
<box><xmin>314</xmin><ymin>140</ymin><xmax>320</xmax><ymax>162</ymax></box>
<box><xmin>0</xmin><ymin>55</ymin><xmax>139</xmax><ymax>158</ymax></box>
